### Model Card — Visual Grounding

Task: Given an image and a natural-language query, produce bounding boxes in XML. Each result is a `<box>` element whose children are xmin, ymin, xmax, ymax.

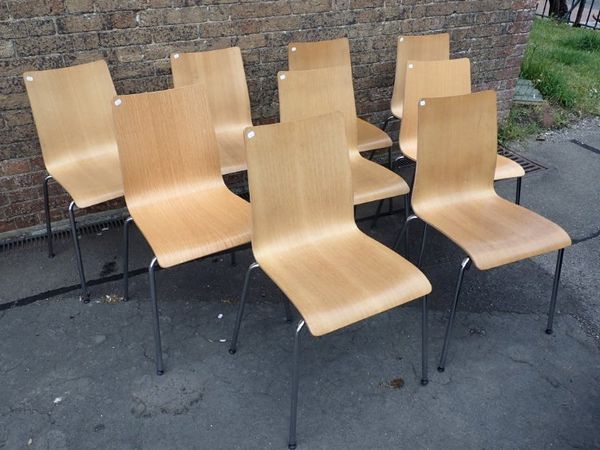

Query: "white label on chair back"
<box><xmin>420</xmin><ymin>100</ymin><xmax>426</xmax><ymax>107</ymax></box>
<box><xmin>25</xmin><ymin>76</ymin><xmax>33</xmax><ymax>81</ymax></box>
<box><xmin>291</xmin><ymin>47</ymin><xmax>297</xmax><ymax>52</ymax></box>
<box><xmin>408</xmin><ymin>63</ymin><xmax>414</xmax><ymax>69</ymax></box>
<box><xmin>279</xmin><ymin>74</ymin><xmax>286</xmax><ymax>80</ymax></box>
<box><xmin>173</xmin><ymin>53</ymin><xmax>180</xmax><ymax>59</ymax></box>
<box><xmin>399</xmin><ymin>37</ymin><xmax>404</xmax><ymax>42</ymax></box>
<box><xmin>247</xmin><ymin>130</ymin><xmax>255</xmax><ymax>139</ymax></box>
<box><xmin>114</xmin><ymin>98</ymin><xmax>122</xmax><ymax>106</ymax></box>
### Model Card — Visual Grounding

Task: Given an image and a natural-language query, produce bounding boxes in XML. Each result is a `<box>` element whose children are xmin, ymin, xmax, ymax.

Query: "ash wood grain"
<box><xmin>278</xmin><ymin>66</ymin><xmax>409</xmax><ymax>205</ymax></box>
<box><xmin>391</xmin><ymin>33</ymin><xmax>450</xmax><ymax>119</ymax></box>
<box><xmin>288</xmin><ymin>37</ymin><xmax>392</xmax><ymax>153</ymax></box>
<box><xmin>170</xmin><ymin>47</ymin><xmax>252</xmax><ymax>175</ymax></box>
<box><xmin>412</xmin><ymin>91</ymin><xmax>570</xmax><ymax>270</ymax></box>
<box><xmin>245</xmin><ymin>113</ymin><xmax>431</xmax><ymax>336</ymax></box>
<box><xmin>112</xmin><ymin>84</ymin><xmax>251</xmax><ymax>268</ymax></box>
<box><xmin>400</xmin><ymin>58</ymin><xmax>525</xmax><ymax>181</ymax></box>
<box><xmin>24</xmin><ymin>60</ymin><xmax>123</xmax><ymax>208</ymax></box>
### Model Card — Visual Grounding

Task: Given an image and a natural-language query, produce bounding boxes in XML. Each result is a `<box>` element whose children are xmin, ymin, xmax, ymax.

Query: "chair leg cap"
<box><xmin>437</xmin><ymin>367</ymin><xmax>445</xmax><ymax>373</ymax></box>
<box><xmin>545</xmin><ymin>329</ymin><xmax>553</xmax><ymax>335</ymax></box>
<box><xmin>228</xmin><ymin>348</ymin><xmax>237</xmax><ymax>355</ymax></box>
<box><xmin>156</xmin><ymin>369</ymin><xmax>164</xmax><ymax>376</ymax></box>
<box><xmin>48</xmin><ymin>253</ymin><xmax>55</xmax><ymax>259</ymax></box>
<box><xmin>420</xmin><ymin>379</ymin><xmax>429</xmax><ymax>386</ymax></box>
<box><xmin>288</xmin><ymin>444</ymin><xmax>296</xmax><ymax>450</ymax></box>
<box><xmin>81</xmin><ymin>295</ymin><xmax>91</xmax><ymax>304</ymax></box>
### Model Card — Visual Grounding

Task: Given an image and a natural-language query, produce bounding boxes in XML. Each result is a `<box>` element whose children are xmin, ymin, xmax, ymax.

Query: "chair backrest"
<box><xmin>244</xmin><ymin>113</ymin><xmax>355</xmax><ymax>257</ymax></box>
<box><xmin>391</xmin><ymin>33</ymin><xmax>450</xmax><ymax>118</ymax></box>
<box><xmin>412</xmin><ymin>91</ymin><xmax>498</xmax><ymax>213</ymax></box>
<box><xmin>112</xmin><ymin>84</ymin><xmax>224</xmax><ymax>209</ymax></box>
<box><xmin>288</xmin><ymin>37</ymin><xmax>351</xmax><ymax>70</ymax></box>
<box><xmin>399</xmin><ymin>58</ymin><xmax>471</xmax><ymax>156</ymax></box>
<box><xmin>170</xmin><ymin>47</ymin><xmax>252</xmax><ymax>134</ymax></box>
<box><xmin>278</xmin><ymin>66</ymin><xmax>359</xmax><ymax>156</ymax></box>
<box><xmin>23</xmin><ymin>60</ymin><xmax>118</xmax><ymax>172</ymax></box>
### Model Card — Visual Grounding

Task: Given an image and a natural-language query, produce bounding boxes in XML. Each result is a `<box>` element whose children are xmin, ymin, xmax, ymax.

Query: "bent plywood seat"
<box><xmin>230</xmin><ymin>113</ymin><xmax>431</xmax><ymax>448</ymax></box>
<box><xmin>170</xmin><ymin>46</ymin><xmax>252</xmax><ymax>175</ymax></box>
<box><xmin>400</xmin><ymin>58</ymin><xmax>525</xmax><ymax>182</ymax></box>
<box><xmin>408</xmin><ymin>90</ymin><xmax>570</xmax><ymax>371</ymax></box>
<box><xmin>288</xmin><ymin>37</ymin><xmax>392</xmax><ymax>153</ymax></box>
<box><xmin>391</xmin><ymin>33</ymin><xmax>450</xmax><ymax>120</ymax></box>
<box><xmin>24</xmin><ymin>60</ymin><xmax>123</xmax><ymax>208</ymax></box>
<box><xmin>24</xmin><ymin>60</ymin><xmax>124</xmax><ymax>301</ymax></box>
<box><xmin>113</xmin><ymin>84</ymin><xmax>251</xmax><ymax>374</ymax></box>
<box><xmin>278</xmin><ymin>66</ymin><xmax>409</xmax><ymax>205</ymax></box>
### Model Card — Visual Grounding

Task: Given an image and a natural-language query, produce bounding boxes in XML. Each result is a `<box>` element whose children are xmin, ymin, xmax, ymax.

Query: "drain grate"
<box><xmin>498</xmin><ymin>145</ymin><xmax>547</xmax><ymax>174</ymax></box>
<box><xmin>0</xmin><ymin>217</ymin><xmax>126</xmax><ymax>254</ymax></box>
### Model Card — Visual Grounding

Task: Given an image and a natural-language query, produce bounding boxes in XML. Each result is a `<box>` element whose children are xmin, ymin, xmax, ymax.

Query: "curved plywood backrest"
<box><xmin>244</xmin><ymin>113</ymin><xmax>355</xmax><ymax>256</ymax></box>
<box><xmin>399</xmin><ymin>58</ymin><xmax>471</xmax><ymax>158</ymax></box>
<box><xmin>112</xmin><ymin>84</ymin><xmax>224</xmax><ymax>208</ymax></box>
<box><xmin>23</xmin><ymin>60</ymin><xmax>118</xmax><ymax>172</ymax></box>
<box><xmin>278</xmin><ymin>66</ymin><xmax>358</xmax><ymax>155</ymax></box>
<box><xmin>170</xmin><ymin>47</ymin><xmax>252</xmax><ymax>133</ymax></box>
<box><xmin>288</xmin><ymin>37</ymin><xmax>351</xmax><ymax>70</ymax></box>
<box><xmin>412</xmin><ymin>91</ymin><xmax>498</xmax><ymax>212</ymax></box>
<box><xmin>391</xmin><ymin>33</ymin><xmax>450</xmax><ymax>118</ymax></box>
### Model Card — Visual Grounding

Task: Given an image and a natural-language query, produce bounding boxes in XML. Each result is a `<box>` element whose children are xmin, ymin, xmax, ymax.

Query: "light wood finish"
<box><xmin>288</xmin><ymin>37</ymin><xmax>392</xmax><ymax>152</ymax></box>
<box><xmin>412</xmin><ymin>91</ymin><xmax>570</xmax><ymax>271</ymax></box>
<box><xmin>391</xmin><ymin>33</ymin><xmax>450</xmax><ymax>119</ymax></box>
<box><xmin>24</xmin><ymin>60</ymin><xmax>123</xmax><ymax>208</ymax></box>
<box><xmin>112</xmin><ymin>84</ymin><xmax>251</xmax><ymax>268</ymax></box>
<box><xmin>170</xmin><ymin>47</ymin><xmax>252</xmax><ymax>175</ymax></box>
<box><xmin>278</xmin><ymin>66</ymin><xmax>409</xmax><ymax>205</ymax></box>
<box><xmin>245</xmin><ymin>113</ymin><xmax>431</xmax><ymax>336</ymax></box>
<box><xmin>400</xmin><ymin>59</ymin><xmax>525</xmax><ymax>181</ymax></box>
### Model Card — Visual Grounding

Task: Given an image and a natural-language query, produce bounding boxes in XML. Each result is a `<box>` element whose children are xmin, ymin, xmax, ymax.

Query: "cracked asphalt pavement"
<box><xmin>1</xmin><ymin>118</ymin><xmax>599</xmax><ymax>449</ymax></box>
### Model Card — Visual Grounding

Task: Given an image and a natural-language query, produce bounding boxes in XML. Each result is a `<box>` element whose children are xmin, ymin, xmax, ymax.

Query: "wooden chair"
<box><xmin>287</xmin><ymin>37</ymin><xmax>393</xmax><ymax>161</ymax></box>
<box><xmin>400</xmin><ymin>58</ymin><xmax>526</xmax><ymax>204</ymax></box>
<box><xmin>23</xmin><ymin>60</ymin><xmax>124</xmax><ymax>302</ymax></box>
<box><xmin>170</xmin><ymin>46</ymin><xmax>252</xmax><ymax>175</ymax></box>
<box><xmin>277</xmin><ymin>66</ymin><xmax>410</xmax><ymax>213</ymax></box>
<box><xmin>394</xmin><ymin>91</ymin><xmax>570</xmax><ymax>373</ymax></box>
<box><xmin>390</xmin><ymin>33</ymin><xmax>450</xmax><ymax>121</ymax></box>
<box><xmin>112</xmin><ymin>84</ymin><xmax>252</xmax><ymax>375</ymax></box>
<box><xmin>228</xmin><ymin>113</ymin><xmax>431</xmax><ymax>449</ymax></box>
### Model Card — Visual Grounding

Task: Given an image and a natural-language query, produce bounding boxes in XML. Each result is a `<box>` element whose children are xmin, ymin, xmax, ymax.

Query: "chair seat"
<box><xmin>215</xmin><ymin>128</ymin><xmax>248</xmax><ymax>175</ymax></box>
<box><xmin>257</xmin><ymin>229</ymin><xmax>432</xmax><ymax>336</ymax></box>
<box><xmin>415</xmin><ymin>195</ymin><xmax>571</xmax><ymax>270</ymax></box>
<box><xmin>357</xmin><ymin>118</ymin><xmax>393</xmax><ymax>153</ymax></box>
<box><xmin>495</xmin><ymin>155</ymin><xmax>525</xmax><ymax>180</ymax></box>
<box><xmin>351</xmin><ymin>155</ymin><xmax>410</xmax><ymax>205</ymax></box>
<box><xmin>48</xmin><ymin>146</ymin><xmax>123</xmax><ymax>208</ymax></box>
<box><xmin>129</xmin><ymin>186</ymin><xmax>251</xmax><ymax>268</ymax></box>
<box><xmin>401</xmin><ymin>141</ymin><xmax>525</xmax><ymax>181</ymax></box>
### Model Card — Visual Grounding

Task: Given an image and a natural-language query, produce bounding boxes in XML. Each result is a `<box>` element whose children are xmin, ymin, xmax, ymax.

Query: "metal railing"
<box><xmin>537</xmin><ymin>0</ymin><xmax>600</xmax><ymax>29</ymax></box>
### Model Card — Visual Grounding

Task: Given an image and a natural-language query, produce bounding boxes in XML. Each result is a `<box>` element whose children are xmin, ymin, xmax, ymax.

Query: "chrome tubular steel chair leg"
<box><xmin>387</xmin><ymin>147</ymin><xmax>393</xmax><ymax>170</ymax></box>
<box><xmin>546</xmin><ymin>248</ymin><xmax>565</xmax><ymax>335</ymax></box>
<box><xmin>229</xmin><ymin>261</ymin><xmax>260</xmax><ymax>354</ymax></box>
<box><xmin>42</xmin><ymin>175</ymin><xmax>54</xmax><ymax>258</ymax></box>
<box><xmin>438</xmin><ymin>257</ymin><xmax>471</xmax><ymax>372</ymax></box>
<box><xmin>381</xmin><ymin>114</ymin><xmax>394</xmax><ymax>131</ymax></box>
<box><xmin>403</xmin><ymin>194</ymin><xmax>410</xmax><ymax>251</ymax></box>
<box><xmin>230</xmin><ymin>251</ymin><xmax>237</xmax><ymax>267</ymax></box>
<box><xmin>515</xmin><ymin>177</ymin><xmax>522</xmax><ymax>205</ymax></box>
<box><xmin>370</xmin><ymin>199</ymin><xmax>385</xmax><ymax>230</ymax></box>
<box><xmin>149</xmin><ymin>257</ymin><xmax>164</xmax><ymax>375</ymax></box>
<box><xmin>288</xmin><ymin>319</ymin><xmax>306</xmax><ymax>450</ymax></box>
<box><xmin>68</xmin><ymin>201</ymin><xmax>90</xmax><ymax>302</ymax></box>
<box><xmin>282</xmin><ymin>298</ymin><xmax>293</xmax><ymax>323</ymax></box>
<box><xmin>392</xmin><ymin>214</ymin><xmax>418</xmax><ymax>252</ymax></box>
<box><xmin>417</xmin><ymin>223</ymin><xmax>428</xmax><ymax>268</ymax></box>
<box><xmin>122</xmin><ymin>217</ymin><xmax>134</xmax><ymax>302</ymax></box>
<box><xmin>421</xmin><ymin>295</ymin><xmax>429</xmax><ymax>386</ymax></box>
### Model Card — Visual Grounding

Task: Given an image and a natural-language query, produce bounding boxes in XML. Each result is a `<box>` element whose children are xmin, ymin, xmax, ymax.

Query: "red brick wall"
<box><xmin>0</xmin><ymin>0</ymin><xmax>537</xmax><ymax>234</ymax></box>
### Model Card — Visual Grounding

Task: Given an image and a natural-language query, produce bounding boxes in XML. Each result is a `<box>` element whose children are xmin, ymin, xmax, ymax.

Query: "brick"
<box><xmin>57</xmin><ymin>14</ymin><xmax>104</xmax><ymax>33</ymax></box>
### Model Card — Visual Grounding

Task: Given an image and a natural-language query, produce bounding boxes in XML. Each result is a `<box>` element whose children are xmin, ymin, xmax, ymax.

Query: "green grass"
<box><xmin>500</xmin><ymin>18</ymin><xmax>600</xmax><ymax>141</ymax></box>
